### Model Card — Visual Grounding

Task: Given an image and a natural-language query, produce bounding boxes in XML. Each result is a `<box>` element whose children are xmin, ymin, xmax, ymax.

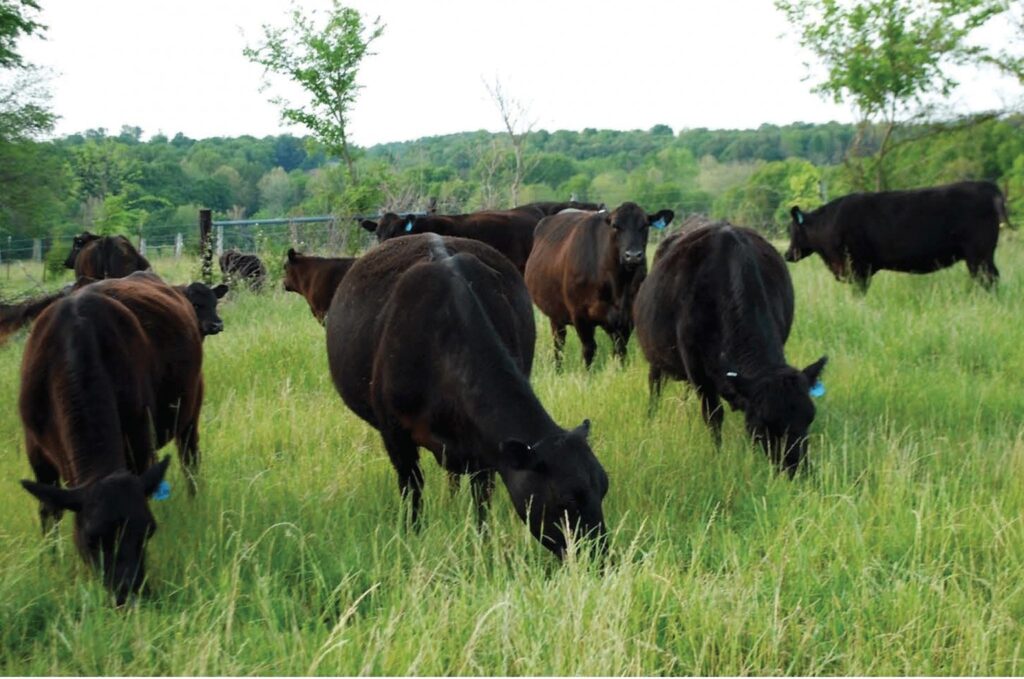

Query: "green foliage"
<box><xmin>714</xmin><ymin>158</ymin><xmax>822</xmax><ymax>233</ymax></box>
<box><xmin>0</xmin><ymin>0</ymin><xmax>40</xmax><ymax>69</ymax></box>
<box><xmin>776</xmin><ymin>0</ymin><xmax>1009</xmax><ymax>189</ymax></box>
<box><xmin>243</xmin><ymin>1</ymin><xmax>384</xmax><ymax>180</ymax></box>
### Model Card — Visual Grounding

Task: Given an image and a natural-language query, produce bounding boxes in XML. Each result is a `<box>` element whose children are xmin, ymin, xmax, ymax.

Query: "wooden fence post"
<box><xmin>175</xmin><ymin>233</ymin><xmax>183</xmax><ymax>259</ymax></box>
<box><xmin>199</xmin><ymin>209</ymin><xmax>213</xmax><ymax>284</ymax></box>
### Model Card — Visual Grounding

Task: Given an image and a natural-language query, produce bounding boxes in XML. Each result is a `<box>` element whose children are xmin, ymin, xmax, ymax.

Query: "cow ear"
<box><xmin>572</xmin><ymin>419</ymin><xmax>591</xmax><ymax>441</ymax></box>
<box><xmin>213</xmin><ymin>284</ymin><xmax>229</xmax><ymax>299</ymax></box>
<box><xmin>802</xmin><ymin>355</ymin><xmax>828</xmax><ymax>385</ymax></box>
<box><xmin>722</xmin><ymin>370</ymin><xmax>752</xmax><ymax>400</ymax></box>
<box><xmin>287</xmin><ymin>247</ymin><xmax>299</xmax><ymax>261</ymax></box>
<box><xmin>648</xmin><ymin>210</ymin><xmax>674</xmax><ymax>229</ymax></box>
<box><xmin>360</xmin><ymin>220</ymin><xmax>378</xmax><ymax>233</ymax></box>
<box><xmin>140</xmin><ymin>456</ymin><xmax>171</xmax><ymax>497</ymax></box>
<box><xmin>790</xmin><ymin>206</ymin><xmax>805</xmax><ymax>225</ymax></box>
<box><xmin>21</xmin><ymin>480</ymin><xmax>84</xmax><ymax>513</ymax></box>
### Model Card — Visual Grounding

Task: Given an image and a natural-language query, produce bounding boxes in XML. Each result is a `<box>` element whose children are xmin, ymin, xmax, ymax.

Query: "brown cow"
<box><xmin>219</xmin><ymin>250</ymin><xmax>267</xmax><ymax>292</ymax></box>
<box><xmin>525</xmin><ymin>202</ymin><xmax>674</xmax><ymax>369</ymax></box>
<box><xmin>18</xmin><ymin>273</ymin><xmax>226</xmax><ymax>604</ymax></box>
<box><xmin>64</xmin><ymin>232</ymin><xmax>151</xmax><ymax>280</ymax></box>
<box><xmin>282</xmin><ymin>248</ymin><xmax>357</xmax><ymax>324</ymax></box>
<box><xmin>359</xmin><ymin>209</ymin><xmax>543</xmax><ymax>273</ymax></box>
<box><xmin>326</xmin><ymin>234</ymin><xmax>608</xmax><ymax>557</ymax></box>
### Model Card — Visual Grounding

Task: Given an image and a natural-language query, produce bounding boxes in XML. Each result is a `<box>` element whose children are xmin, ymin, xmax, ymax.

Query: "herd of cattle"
<box><xmin>0</xmin><ymin>179</ymin><xmax>1012</xmax><ymax>605</ymax></box>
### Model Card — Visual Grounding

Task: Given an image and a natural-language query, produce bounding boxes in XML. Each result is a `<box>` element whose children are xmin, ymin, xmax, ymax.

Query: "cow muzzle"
<box><xmin>203</xmin><ymin>321</ymin><xmax>224</xmax><ymax>336</ymax></box>
<box><xmin>621</xmin><ymin>250</ymin><xmax>645</xmax><ymax>267</ymax></box>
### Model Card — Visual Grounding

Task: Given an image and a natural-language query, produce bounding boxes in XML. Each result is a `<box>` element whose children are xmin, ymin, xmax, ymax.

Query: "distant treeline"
<box><xmin>2</xmin><ymin>117</ymin><xmax>1022</xmax><ymax>247</ymax></box>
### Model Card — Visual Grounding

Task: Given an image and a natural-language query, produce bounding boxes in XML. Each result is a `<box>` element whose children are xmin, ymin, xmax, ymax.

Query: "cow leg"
<box><xmin>610</xmin><ymin>325</ymin><xmax>631</xmax><ymax>364</ymax></box>
<box><xmin>699</xmin><ymin>389</ymin><xmax>725</xmax><ymax>447</ymax></box>
<box><xmin>470</xmin><ymin>470</ymin><xmax>496</xmax><ymax>528</ymax></box>
<box><xmin>28</xmin><ymin>447</ymin><xmax>63</xmax><ymax>535</ymax></box>
<box><xmin>851</xmin><ymin>265</ymin><xmax>872</xmax><ymax>295</ymax></box>
<box><xmin>175</xmin><ymin>421</ymin><xmax>201</xmax><ymax>496</ymax></box>
<box><xmin>550</xmin><ymin>320</ymin><xmax>567</xmax><ymax>371</ymax></box>
<box><xmin>647</xmin><ymin>367</ymin><xmax>665</xmax><ymax>417</ymax></box>
<box><xmin>380</xmin><ymin>426</ymin><xmax>425</xmax><ymax>526</ymax></box>
<box><xmin>968</xmin><ymin>256</ymin><xmax>999</xmax><ymax>290</ymax></box>
<box><xmin>576</xmin><ymin>321</ymin><xmax>598</xmax><ymax>369</ymax></box>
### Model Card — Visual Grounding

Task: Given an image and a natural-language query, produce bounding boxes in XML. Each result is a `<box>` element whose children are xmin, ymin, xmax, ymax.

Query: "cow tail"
<box><xmin>0</xmin><ymin>290</ymin><xmax>67</xmax><ymax>345</ymax></box>
<box><xmin>425</xmin><ymin>233</ymin><xmax>451</xmax><ymax>261</ymax></box>
<box><xmin>996</xmin><ymin>191</ymin><xmax>1015</xmax><ymax>230</ymax></box>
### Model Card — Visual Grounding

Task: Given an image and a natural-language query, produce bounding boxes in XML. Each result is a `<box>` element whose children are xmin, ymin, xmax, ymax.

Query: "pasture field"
<box><xmin>1</xmin><ymin>235</ymin><xmax>1023</xmax><ymax>675</ymax></box>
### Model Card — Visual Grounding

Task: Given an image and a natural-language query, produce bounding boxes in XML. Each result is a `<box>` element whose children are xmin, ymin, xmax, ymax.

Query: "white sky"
<box><xmin>16</xmin><ymin>0</ymin><xmax>1024</xmax><ymax>147</ymax></box>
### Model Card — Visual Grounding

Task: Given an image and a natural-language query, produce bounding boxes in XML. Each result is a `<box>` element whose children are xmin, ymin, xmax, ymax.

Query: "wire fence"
<box><xmin>0</xmin><ymin>213</ymin><xmax>390</xmax><ymax>269</ymax></box>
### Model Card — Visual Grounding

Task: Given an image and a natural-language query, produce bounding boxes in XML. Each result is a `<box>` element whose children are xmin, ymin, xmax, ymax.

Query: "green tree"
<box><xmin>244</xmin><ymin>1</ymin><xmax>384</xmax><ymax>182</ymax></box>
<box><xmin>776</xmin><ymin>0</ymin><xmax>1006</xmax><ymax>190</ymax></box>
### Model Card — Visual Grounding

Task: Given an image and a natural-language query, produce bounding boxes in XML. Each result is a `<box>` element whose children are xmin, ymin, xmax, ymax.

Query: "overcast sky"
<box><xmin>16</xmin><ymin>0</ymin><xmax>1024</xmax><ymax>147</ymax></box>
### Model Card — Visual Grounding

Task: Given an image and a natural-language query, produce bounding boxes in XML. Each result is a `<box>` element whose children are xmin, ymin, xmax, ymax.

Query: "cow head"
<box><xmin>785</xmin><ymin>206</ymin><xmax>813</xmax><ymax>262</ymax></box>
<box><xmin>21</xmin><ymin>456</ymin><xmax>170</xmax><ymax>606</ymax></box>
<box><xmin>64</xmin><ymin>232</ymin><xmax>100</xmax><ymax>269</ymax></box>
<box><xmin>607</xmin><ymin>203</ymin><xmax>674</xmax><ymax>269</ymax></box>
<box><xmin>360</xmin><ymin>213</ymin><xmax>415</xmax><ymax>242</ymax></box>
<box><xmin>498</xmin><ymin>420</ymin><xmax>609</xmax><ymax>559</ymax></box>
<box><xmin>724</xmin><ymin>356</ymin><xmax>828</xmax><ymax>474</ymax></box>
<box><xmin>283</xmin><ymin>248</ymin><xmax>304</xmax><ymax>292</ymax></box>
<box><xmin>183</xmin><ymin>282</ymin><xmax>228</xmax><ymax>336</ymax></box>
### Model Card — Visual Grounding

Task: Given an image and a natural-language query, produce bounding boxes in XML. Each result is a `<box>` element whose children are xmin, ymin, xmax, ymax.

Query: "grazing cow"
<box><xmin>65</xmin><ymin>232</ymin><xmax>151</xmax><ymax>280</ymax></box>
<box><xmin>326</xmin><ymin>234</ymin><xmax>608</xmax><ymax>557</ymax></box>
<box><xmin>525</xmin><ymin>202</ymin><xmax>674</xmax><ymax>369</ymax></box>
<box><xmin>19</xmin><ymin>291</ymin><xmax>170</xmax><ymax>605</ymax></box>
<box><xmin>282</xmin><ymin>248</ymin><xmax>357</xmax><ymax>324</ymax></box>
<box><xmin>18</xmin><ymin>273</ymin><xmax>226</xmax><ymax>604</ymax></box>
<box><xmin>513</xmin><ymin>200</ymin><xmax>606</xmax><ymax>218</ymax></box>
<box><xmin>634</xmin><ymin>223</ymin><xmax>827</xmax><ymax>474</ymax></box>
<box><xmin>786</xmin><ymin>181</ymin><xmax>1009</xmax><ymax>291</ymax></box>
<box><xmin>219</xmin><ymin>250</ymin><xmax>267</xmax><ymax>292</ymax></box>
<box><xmin>359</xmin><ymin>209</ymin><xmax>543</xmax><ymax>273</ymax></box>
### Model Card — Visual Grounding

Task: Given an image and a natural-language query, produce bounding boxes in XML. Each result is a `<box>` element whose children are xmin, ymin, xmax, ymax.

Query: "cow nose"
<box><xmin>207</xmin><ymin>321</ymin><xmax>224</xmax><ymax>335</ymax></box>
<box><xmin>623</xmin><ymin>250</ymin><xmax>644</xmax><ymax>265</ymax></box>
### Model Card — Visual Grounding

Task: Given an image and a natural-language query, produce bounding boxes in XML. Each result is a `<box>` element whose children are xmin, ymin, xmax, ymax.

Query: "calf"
<box><xmin>360</xmin><ymin>209</ymin><xmax>543</xmax><ymax>273</ymax></box>
<box><xmin>786</xmin><ymin>181</ymin><xmax>1008</xmax><ymax>291</ymax></box>
<box><xmin>219</xmin><ymin>250</ymin><xmax>267</xmax><ymax>292</ymax></box>
<box><xmin>634</xmin><ymin>223</ymin><xmax>827</xmax><ymax>474</ymax></box>
<box><xmin>282</xmin><ymin>248</ymin><xmax>357</xmax><ymax>324</ymax></box>
<box><xmin>525</xmin><ymin>202</ymin><xmax>673</xmax><ymax>368</ymax></box>
<box><xmin>65</xmin><ymin>232</ymin><xmax>151</xmax><ymax>280</ymax></box>
<box><xmin>326</xmin><ymin>234</ymin><xmax>608</xmax><ymax>557</ymax></box>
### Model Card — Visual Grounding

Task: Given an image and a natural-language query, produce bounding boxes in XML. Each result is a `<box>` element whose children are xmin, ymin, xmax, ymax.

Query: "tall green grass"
<box><xmin>1</xmin><ymin>235</ymin><xmax>1022</xmax><ymax>675</ymax></box>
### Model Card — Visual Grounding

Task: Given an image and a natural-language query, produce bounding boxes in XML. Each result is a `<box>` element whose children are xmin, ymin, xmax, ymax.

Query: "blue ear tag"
<box><xmin>796</xmin><ymin>212</ymin><xmax>804</xmax><ymax>225</ymax></box>
<box><xmin>404</xmin><ymin>219</ymin><xmax>414</xmax><ymax>233</ymax></box>
<box><xmin>809</xmin><ymin>380</ymin><xmax>825</xmax><ymax>398</ymax></box>
<box><xmin>652</xmin><ymin>217</ymin><xmax>666</xmax><ymax>230</ymax></box>
<box><xmin>152</xmin><ymin>479</ymin><xmax>171</xmax><ymax>501</ymax></box>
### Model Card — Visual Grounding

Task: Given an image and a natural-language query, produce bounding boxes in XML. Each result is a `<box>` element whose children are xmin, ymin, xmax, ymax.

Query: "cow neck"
<box><xmin>720</xmin><ymin>240</ymin><xmax>788</xmax><ymax>377</ymax></box>
<box><xmin>445</xmin><ymin>272</ymin><xmax>561</xmax><ymax>459</ymax></box>
<box><xmin>59</xmin><ymin>311</ymin><xmax>130</xmax><ymax>487</ymax></box>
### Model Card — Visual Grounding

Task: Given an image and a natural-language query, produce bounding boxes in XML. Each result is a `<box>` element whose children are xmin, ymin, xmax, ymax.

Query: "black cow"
<box><xmin>634</xmin><ymin>223</ymin><xmax>827</xmax><ymax>474</ymax></box>
<box><xmin>64</xmin><ymin>232</ymin><xmax>151</xmax><ymax>280</ymax></box>
<box><xmin>786</xmin><ymin>181</ymin><xmax>1009</xmax><ymax>291</ymax></box>
<box><xmin>326</xmin><ymin>234</ymin><xmax>608</xmax><ymax>557</ymax></box>
<box><xmin>525</xmin><ymin>202</ymin><xmax>673</xmax><ymax>368</ymax></box>
<box><xmin>219</xmin><ymin>250</ymin><xmax>267</xmax><ymax>292</ymax></box>
<box><xmin>359</xmin><ymin>209</ymin><xmax>544</xmax><ymax>273</ymax></box>
<box><xmin>19</xmin><ymin>273</ymin><xmax>226</xmax><ymax>604</ymax></box>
